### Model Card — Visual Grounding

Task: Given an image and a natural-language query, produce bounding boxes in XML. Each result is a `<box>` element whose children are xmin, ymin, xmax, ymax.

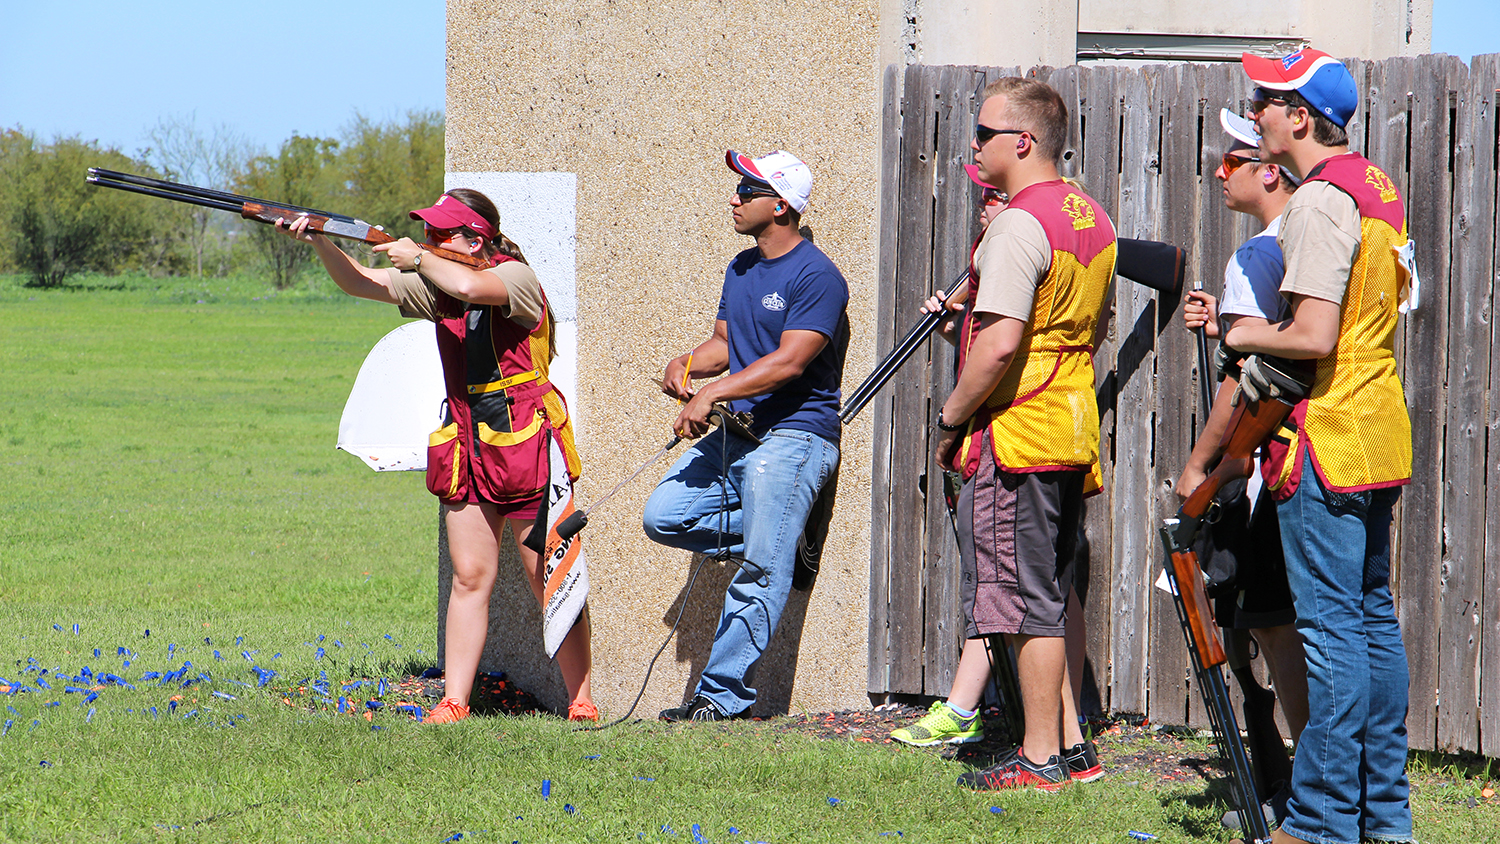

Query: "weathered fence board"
<box><xmin>883</xmin><ymin>63</ymin><xmax>942</xmax><ymax>695</ymax></box>
<box><xmin>869</xmin><ymin>55</ymin><xmax>1500</xmax><ymax>757</ymax></box>
<box><xmin>1150</xmin><ymin>62</ymin><xmax>1199</xmax><ymax>728</ymax></box>
<box><xmin>1440</xmin><ymin>55</ymin><xmax>1493</xmax><ymax>753</ymax></box>
<box><xmin>921</xmin><ymin>65</ymin><xmax>989</xmax><ymax>695</ymax></box>
<box><xmin>1078</xmin><ymin>64</ymin><xmax>1122</xmax><ymax>713</ymax></box>
<box><xmin>1369</xmin><ymin>55</ymin><xmax>1443</xmax><ymax>752</ymax></box>
<box><xmin>869</xmin><ymin>62</ymin><xmax>903</xmax><ymax>695</ymax></box>
<box><xmin>1479</xmin><ymin>52</ymin><xmax>1500</xmax><ymax>762</ymax></box>
<box><xmin>1110</xmin><ymin>67</ymin><xmax>1164</xmax><ymax>717</ymax></box>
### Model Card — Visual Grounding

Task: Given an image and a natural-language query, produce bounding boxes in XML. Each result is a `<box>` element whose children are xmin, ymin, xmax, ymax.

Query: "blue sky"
<box><xmin>0</xmin><ymin>0</ymin><xmax>445</xmax><ymax>155</ymax></box>
<box><xmin>0</xmin><ymin>1</ymin><xmax>1494</xmax><ymax>156</ymax></box>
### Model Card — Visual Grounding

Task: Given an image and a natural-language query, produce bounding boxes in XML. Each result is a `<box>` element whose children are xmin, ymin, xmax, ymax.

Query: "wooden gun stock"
<box><xmin>1176</xmin><ymin>395</ymin><xmax>1297</xmax><ymax>527</ymax></box>
<box><xmin>1166</xmin><ymin>394</ymin><xmax>1297</xmax><ymax>669</ymax></box>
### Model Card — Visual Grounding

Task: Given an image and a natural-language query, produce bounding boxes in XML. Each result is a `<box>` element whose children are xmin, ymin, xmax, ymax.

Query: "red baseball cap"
<box><xmin>409</xmin><ymin>193</ymin><xmax>496</xmax><ymax>240</ymax></box>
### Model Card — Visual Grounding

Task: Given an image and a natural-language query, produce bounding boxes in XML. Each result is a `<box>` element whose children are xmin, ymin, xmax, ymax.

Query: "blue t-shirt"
<box><xmin>716</xmin><ymin>239</ymin><xmax>849</xmax><ymax>443</ymax></box>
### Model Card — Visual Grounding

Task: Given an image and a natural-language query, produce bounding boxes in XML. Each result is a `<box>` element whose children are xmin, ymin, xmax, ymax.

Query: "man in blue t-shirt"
<box><xmin>644</xmin><ymin>149</ymin><xmax>849</xmax><ymax>721</ymax></box>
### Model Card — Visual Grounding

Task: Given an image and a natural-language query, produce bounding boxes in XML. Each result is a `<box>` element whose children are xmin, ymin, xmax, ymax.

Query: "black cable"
<box><xmin>577</xmin><ymin>414</ymin><xmax>763</xmax><ymax>730</ymax></box>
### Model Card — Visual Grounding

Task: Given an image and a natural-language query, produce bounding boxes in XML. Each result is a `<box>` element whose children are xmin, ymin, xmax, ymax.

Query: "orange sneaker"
<box><xmin>423</xmin><ymin>697</ymin><xmax>471</xmax><ymax>724</ymax></box>
<box><xmin>567</xmin><ymin>700</ymin><xmax>599</xmax><ymax>722</ymax></box>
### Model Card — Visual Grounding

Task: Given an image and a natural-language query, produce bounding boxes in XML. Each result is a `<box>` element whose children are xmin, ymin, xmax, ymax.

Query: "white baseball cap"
<box><xmin>726</xmin><ymin>149</ymin><xmax>812</xmax><ymax>214</ymax></box>
<box><xmin>1220</xmin><ymin>108</ymin><xmax>1260</xmax><ymax>148</ymax></box>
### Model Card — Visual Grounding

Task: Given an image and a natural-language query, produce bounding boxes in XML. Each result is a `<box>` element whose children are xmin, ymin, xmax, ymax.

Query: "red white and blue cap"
<box><xmin>1241</xmin><ymin>48</ymin><xmax>1358</xmax><ymax>129</ymax></box>
<box><xmin>409</xmin><ymin>193</ymin><xmax>496</xmax><ymax>240</ymax></box>
<box><xmin>726</xmin><ymin>149</ymin><xmax>812</xmax><ymax>214</ymax></box>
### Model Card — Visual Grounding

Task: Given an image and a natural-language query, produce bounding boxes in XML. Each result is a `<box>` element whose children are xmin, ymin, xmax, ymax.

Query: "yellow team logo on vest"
<box><xmin>1366</xmin><ymin>166</ymin><xmax>1398</xmax><ymax>203</ymax></box>
<box><xmin>1062</xmin><ymin>194</ymin><xmax>1096</xmax><ymax>231</ymax></box>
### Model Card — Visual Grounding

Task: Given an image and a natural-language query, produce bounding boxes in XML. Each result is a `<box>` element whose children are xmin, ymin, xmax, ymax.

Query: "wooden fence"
<box><xmin>866</xmin><ymin>54</ymin><xmax>1500</xmax><ymax>757</ymax></box>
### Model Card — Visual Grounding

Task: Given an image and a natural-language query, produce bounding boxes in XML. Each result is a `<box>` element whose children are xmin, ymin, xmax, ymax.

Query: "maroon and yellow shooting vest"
<box><xmin>424</xmin><ymin>255</ymin><xmax>581</xmax><ymax>504</ymax></box>
<box><xmin>1262</xmin><ymin>153</ymin><xmax>1412</xmax><ymax>497</ymax></box>
<box><xmin>952</xmin><ymin>180</ymin><xmax>1117</xmax><ymax>485</ymax></box>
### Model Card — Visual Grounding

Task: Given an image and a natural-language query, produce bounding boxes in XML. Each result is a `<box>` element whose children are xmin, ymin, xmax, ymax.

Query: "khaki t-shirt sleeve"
<box><xmin>383</xmin><ymin>267</ymin><xmax>441</xmax><ymax>322</ymax></box>
<box><xmin>380</xmin><ymin>262</ymin><xmax>546</xmax><ymax>328</ymax></box>
<box><xmin>494</xmin><ymin>261</ymin><xmax>546</xmax><ymax>329</ymax></box>
<box><xmin>1278</xmin><ymin>181</ymin><xmax>1361</xmax><ymax>304</ymax></box>
<box><xmin>971</xmin><ymin>208</ymin><xmax>1050</xmax><ymax>320</ymax></box>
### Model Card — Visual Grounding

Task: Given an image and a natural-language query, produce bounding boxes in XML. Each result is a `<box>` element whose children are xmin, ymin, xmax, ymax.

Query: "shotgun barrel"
<box><xmin>86</xmin><ymin>173</ymin><xmax>246</xmax><ymax>215</ymax></box>
<box><xmin>88</xmin><ymin>168</ymin><xmax>358</xmax><ymax>222</ymax></box>
<box><xmin>839</xmin><ymin>268</ymin><xmax>970</xmax><ymax>423</ymax></box>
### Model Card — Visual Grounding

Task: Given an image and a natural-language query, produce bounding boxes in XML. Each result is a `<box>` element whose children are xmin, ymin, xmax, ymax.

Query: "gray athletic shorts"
<box><xmin>958</xmin><ymin>436</ymin><xmax>1084</xmax><ymax>638</ymax></box>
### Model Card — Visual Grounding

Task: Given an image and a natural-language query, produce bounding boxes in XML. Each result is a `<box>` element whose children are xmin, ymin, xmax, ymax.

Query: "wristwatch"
<box><xmin>412</xmin><ymin>252</ymin><xmax>422</xmax><ymax>271</ymax></box>
<box><xmin>935</xmin><ymin>410</ymin><xmax>963</xmax><ymax>432</ymax></box>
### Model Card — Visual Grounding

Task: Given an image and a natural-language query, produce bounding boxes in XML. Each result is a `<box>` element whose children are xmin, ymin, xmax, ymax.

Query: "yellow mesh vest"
<box><xmin>1286</xmin><ymin>155</ymin><xmax>1412</xmax><ymax>492</ymax></box>
<box><xmin>956</xmin><ymin>181</ymin><xmax>1116</xmax><ymax>479</ymax></box>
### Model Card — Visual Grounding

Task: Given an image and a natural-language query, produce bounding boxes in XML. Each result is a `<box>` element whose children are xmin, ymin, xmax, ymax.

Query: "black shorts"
<box><xmin>1198</xmin><ymin>483</ymin><xmax>1295</xmax><ymax>630</ymax></box>
<box><xmin>958</xmin><ymin>437</ymin><xmax>1083</xmax><ymax>638</ymax></box>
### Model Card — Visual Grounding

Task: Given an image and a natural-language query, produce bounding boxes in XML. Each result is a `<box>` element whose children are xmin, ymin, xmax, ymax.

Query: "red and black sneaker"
<box><xmin>1064</xmin><ymin>739</ymin><xmax>1105</xmax><ymax>782</ymax></box>
<box><xmin>957</xmin><ymin>747</ymin><xmax>1070</xmax><ymax>792</ymax></box>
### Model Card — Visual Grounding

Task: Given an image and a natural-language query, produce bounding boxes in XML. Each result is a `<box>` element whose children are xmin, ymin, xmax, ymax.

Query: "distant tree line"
<box><xmin>0</xmin><ymin>110</ymin><xmax>444</xmax><ymax>289</ymax></box>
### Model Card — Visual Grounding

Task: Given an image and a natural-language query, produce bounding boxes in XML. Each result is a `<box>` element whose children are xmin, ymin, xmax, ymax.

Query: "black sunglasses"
<box><xmin>981</xmin><ymin>187</ymin><xmax>1007</xmax><ymax>205</ymax></box>
<box><xmin>975</xmin><ymin>122</ymin><xmax>1026</xmax><ymax>146</ymax></box>
<box><xmin>734</xmin><ymin>182</ymin><xmax>779</xmax><ymax>200</ymax></box>
<box><xmin>1252</xmin><ymin>87</ymin><xmax>1291</xmax><ymax>113</ymax></box>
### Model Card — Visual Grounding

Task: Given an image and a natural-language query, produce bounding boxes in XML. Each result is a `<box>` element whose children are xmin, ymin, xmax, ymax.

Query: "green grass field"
<box><xmin>0</xmin><ymin>272</ymin><xmax>1495</xmax><ymax>843</ymax></box>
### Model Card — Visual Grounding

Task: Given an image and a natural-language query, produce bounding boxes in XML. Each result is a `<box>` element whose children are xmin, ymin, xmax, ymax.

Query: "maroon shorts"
<box><xmin>958</xmin><ymin>437</ymin><xmax>1084</xmax><ymax>638</ymax></box>
<box><xmin>446</xmin><ymin>492</ymin><xmax>543</xmax><ymax>522</ymax></box>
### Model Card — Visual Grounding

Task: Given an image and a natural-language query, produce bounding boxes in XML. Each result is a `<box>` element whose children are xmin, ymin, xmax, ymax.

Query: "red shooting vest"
<box><xmin>1260</xmin><ymin>153</ymin><xmax>1412</xmax><ymax>498</ymax></box>
<box><xmin>424</xmin><ymin>255</ymin><xmax>581</xmax><ymax>504</ymax></box>
<box><xmin>952</xmin><ymin>180</ymin><xmax>1116</xmax><ymax>486</ymax></box>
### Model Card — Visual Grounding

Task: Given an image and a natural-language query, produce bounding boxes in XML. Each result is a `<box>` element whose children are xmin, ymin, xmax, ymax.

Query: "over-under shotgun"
<box><xmin>85</xmin><ymin>168</ymin><xmax>487</xmax><ymax>269</ymax></box>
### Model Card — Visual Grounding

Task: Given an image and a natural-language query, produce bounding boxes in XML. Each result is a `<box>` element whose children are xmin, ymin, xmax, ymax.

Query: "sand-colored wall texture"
<box><xmin>442</xmin><ymin>0</ymin><xmax>885</xmax><ymax>717</ymax></box>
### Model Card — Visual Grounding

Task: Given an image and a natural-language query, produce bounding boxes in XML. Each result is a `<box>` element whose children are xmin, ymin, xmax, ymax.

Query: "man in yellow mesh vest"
<box><xmin>1224</xmin><ymin>48</ymin><xmax>1417</xmax><ymax>844</ymax></box>
<box><xmin>918</xmin><ymin>77</ymin><xmax>1117</xmax><ymax>792</ymax></box>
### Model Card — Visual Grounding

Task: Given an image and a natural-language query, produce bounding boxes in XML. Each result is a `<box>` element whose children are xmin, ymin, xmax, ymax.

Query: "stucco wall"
<box><xmin>443</xmin><ymin>0</ymin><xmax>884</xmax><ymax>717</ymax></box>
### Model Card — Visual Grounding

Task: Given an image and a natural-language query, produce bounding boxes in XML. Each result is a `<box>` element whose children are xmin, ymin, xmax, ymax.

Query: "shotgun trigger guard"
<box><xmin>1203</xmin><ymin>498</ymin><xmax>1223</xmax><ymax>526</ymax></box>
<box><xmin>941</xmin><ymin>470</ymin><xmax>963</xmax><ymax>515</ymax></box>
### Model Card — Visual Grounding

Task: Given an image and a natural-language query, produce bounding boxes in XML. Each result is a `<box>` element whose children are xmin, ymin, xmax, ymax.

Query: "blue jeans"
<box><xmin>642</xmin><ymin>428</ymin><xmax>839</xmax><ymax>716</ymax></box>
<box><xmin>1277</xmin><ymin>454</ymin><xmax>1412</xmax><ymax>844</ymax></box>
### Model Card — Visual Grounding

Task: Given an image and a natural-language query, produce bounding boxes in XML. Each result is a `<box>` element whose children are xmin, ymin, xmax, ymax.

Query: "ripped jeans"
<box><xmin>642</xmin><ymin>427</ymin><xmax>839</xmax><ymax>716</ymax></box>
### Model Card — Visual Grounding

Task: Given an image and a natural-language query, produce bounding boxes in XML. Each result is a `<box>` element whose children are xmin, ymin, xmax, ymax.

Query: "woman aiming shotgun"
<box><xmin>277</xmin><ymin>189</ymin><xmax>597</xmax><ymax>723</ymax></box>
